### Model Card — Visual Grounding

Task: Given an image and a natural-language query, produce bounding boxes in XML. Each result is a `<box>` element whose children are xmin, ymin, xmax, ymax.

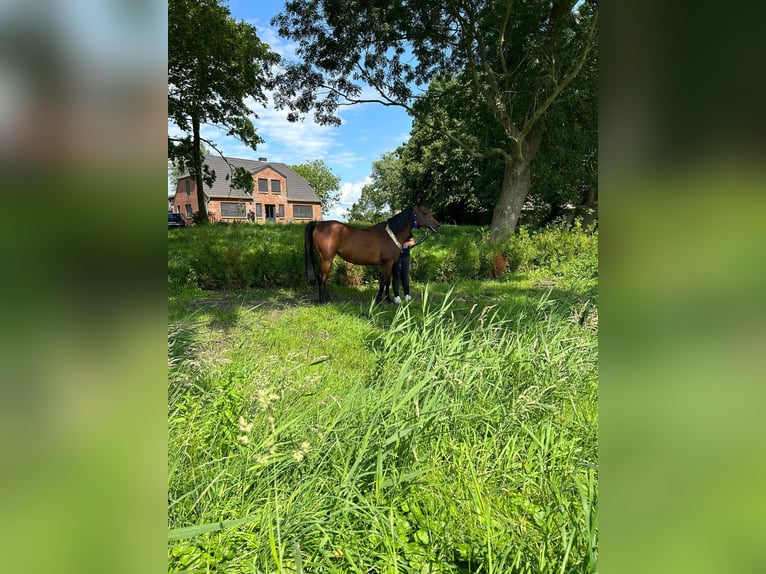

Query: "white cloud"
<box><xmin>255</xmin><ymin>102</ymin><xmax>337</xmax><ymax>163</ymax></box>
<box><xmin>242</xmin><ymin>18</ymin><xmax>299</xmax><ymax>61</ymax></box>
<box><xmin>331</xmin><ymin>149</ymin><xmax>367</xmax><ymax>169</ymax></box>
<box><xmin>325</xmin><ymin>177</ymin><xmax>371</xmax><ymax>221</ymax></box>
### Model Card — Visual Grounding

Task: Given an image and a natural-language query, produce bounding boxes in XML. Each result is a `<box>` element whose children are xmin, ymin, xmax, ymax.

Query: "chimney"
<box><xmin>258</xmin><ymin>157</ymin><xmax>268</xmax><ymax>162</ymax></box>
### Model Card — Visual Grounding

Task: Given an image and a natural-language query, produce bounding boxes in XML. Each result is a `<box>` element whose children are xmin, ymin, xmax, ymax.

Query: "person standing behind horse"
<box><xmin>392</xmin><ymin>235</ymin><xmax>417</xmax><ymax>304</ymax></box>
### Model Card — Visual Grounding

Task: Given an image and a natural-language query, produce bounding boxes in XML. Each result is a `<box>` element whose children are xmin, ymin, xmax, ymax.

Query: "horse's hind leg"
<box><xmin>319</xmin><ymin>257</ymin><xmax>333</xmax><ymax>303</ymax></box>
<box><xmin>316</xmin><ymin>279</ymin><xmax>324</xmax><ymax>303</ymax></box>
<box><xmin>319</xmin><ymin>277</ymin><xmax>330</xmax><ymax>303</ymax></box>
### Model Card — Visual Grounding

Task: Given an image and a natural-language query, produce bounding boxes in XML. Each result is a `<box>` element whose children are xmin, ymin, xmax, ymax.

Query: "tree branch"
<box><xmin>452</xmin><ymin>6</ymin><xmax>515</xmax><ymax>139</ymax></box>
<box><xmin>425</xmin><ymin>112</ymin><xmax>509</xmax><ymax>161</ymax></box>
<box><xmin>497</xmin><ymin>0</ymin><xmax>514</xmax><ymax>82</ymax></box>
<box><xmin>518</xmin><ymin>8</ymin><xmax>597</xmax><ymax>144</ymax></box>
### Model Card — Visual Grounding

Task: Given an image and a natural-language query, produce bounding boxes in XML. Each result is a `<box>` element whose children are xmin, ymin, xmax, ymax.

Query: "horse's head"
<box><xmin>414</xmin><ymin>203</ymin><xmax>441</xmax><ymax>233</ymax></box>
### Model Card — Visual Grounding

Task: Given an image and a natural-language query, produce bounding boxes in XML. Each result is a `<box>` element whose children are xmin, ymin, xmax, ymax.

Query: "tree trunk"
<box><xmin>192</xmin><ymin>116</ymin><xmax>209</xmax><ymax>223</ymax></box>
<box><xmin>488</xmin><ymin>135</ymin><xmax>541</xmax><ymax>243</ymax></box>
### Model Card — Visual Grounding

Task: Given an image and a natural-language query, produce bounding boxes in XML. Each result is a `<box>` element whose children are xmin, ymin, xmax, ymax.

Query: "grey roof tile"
<box><xmin>184</xmin><ymin>155</ymin><xmax>321</xmax><ymax>203</ymax></box>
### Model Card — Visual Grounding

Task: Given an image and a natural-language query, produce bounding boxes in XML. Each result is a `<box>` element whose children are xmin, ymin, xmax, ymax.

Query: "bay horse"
<box><xmin>304</xmin><ymin>204</ymin><xmax>441</xmax><ymax>303</ymax></box>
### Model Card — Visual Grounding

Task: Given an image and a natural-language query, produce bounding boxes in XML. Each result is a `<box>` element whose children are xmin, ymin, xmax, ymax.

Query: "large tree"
<box><xmin>272</xmin><ymin>0</ymin><xmax>597</xmax><ymax>241</ymax></box>
<box><xmin>346</xmin><ymin>151</ymin><xmax>403</xmax><ymax>222</ymax></box>
<box><xmin>289</xmin><ymin>159</ymin><xmax>342</xmax><ymax>215</ymax></box>
<box><xmin>168</xmin><ymin>0</ymin><xmax>277</xmax><ymax>223</ymax></box>
<box><xmin>396</xmin><ymin>49</ymin><xmax>597</xmax><ymax>227</ymax></box>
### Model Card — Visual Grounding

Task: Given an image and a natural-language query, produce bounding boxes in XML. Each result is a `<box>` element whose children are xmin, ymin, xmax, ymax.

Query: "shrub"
<box><xmin>453</xmin><ymin>239</ymin><xmax>481</xmax><ymax>279</ymax></box>
<box><xmin>504</xmin><ymin>226</ymin><xmax>538</xmax><ymax>272</ymax></box>
<box><xmin>410</xmin><ymin>247</ymin><xmax>439</xmax><ymax>282</ymax></box>
<box><xmin>173</xmin><ymin>221</ymin><xmax>597</xmax><ymax>291</ymax></box>
<box><xmin>529</xmin><ymin>222</ymin><xmax>598</xmax><ymax>280</ymax></box>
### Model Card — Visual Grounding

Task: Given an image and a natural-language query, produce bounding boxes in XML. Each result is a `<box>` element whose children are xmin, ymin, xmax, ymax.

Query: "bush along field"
<box><xmin>168</xmin><ymin>222</ymin><xmax>598</xmax><ymax>573</ymax></box>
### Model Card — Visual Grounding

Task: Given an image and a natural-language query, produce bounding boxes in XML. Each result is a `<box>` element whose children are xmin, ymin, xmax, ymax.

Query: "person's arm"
<box><xmin>403</xmin><ymin>236</ymin><xmax>416</xmax><ymax>249</ymax></box>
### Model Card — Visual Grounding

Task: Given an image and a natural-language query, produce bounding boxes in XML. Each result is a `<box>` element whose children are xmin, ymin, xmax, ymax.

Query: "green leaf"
<box><xmin>168</xmin><ymin>516</ymin><xmax>254</xmax><ymax>542</ymax></box>
<box><xmin>415</xmin><ymin>529</ymin><xmax>430</xmax><ymax>545</ymax></box>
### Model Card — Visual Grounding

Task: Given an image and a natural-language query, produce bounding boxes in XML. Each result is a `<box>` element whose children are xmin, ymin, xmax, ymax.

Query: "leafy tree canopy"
<box><xmin>346</xmin><ymin>151</ymin><xmax>402</xmax><ymax>222</ymax></box>
<box><xmin>289</xmin><ymin>159</ymin><xmax>342</xmax><ymax>215</ymax></box>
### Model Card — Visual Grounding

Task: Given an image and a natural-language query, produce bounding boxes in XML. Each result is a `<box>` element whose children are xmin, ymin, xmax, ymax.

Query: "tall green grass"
<box><xmin>168</xmin><ymin>287</ymin><xmax>597</xmax><ymax>573</ymax></box>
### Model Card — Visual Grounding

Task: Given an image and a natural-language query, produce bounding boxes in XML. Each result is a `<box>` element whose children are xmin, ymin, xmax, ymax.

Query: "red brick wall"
<box><xmin>172</xmin><ymin>172</ymin><xmax>322</xmax><ymax>223</ymax></box>
<box><xmin>172</xmin><ymin>177</ymin><xmax>198</xmax><ymax>219</ymax></box>
<box><xmin>208</xmin><ymin>200</ymin><xmax>248</xmax><ymax>222</ymax></box>
<box><xmin>285</xmin><ymin>202</ymin><xmax>322</xmax><ymax>222</ymax></box>
<box><xmin>252</xmin><ymin>167</ymin><xmax>290</xmax><ymax>222</ymax></box>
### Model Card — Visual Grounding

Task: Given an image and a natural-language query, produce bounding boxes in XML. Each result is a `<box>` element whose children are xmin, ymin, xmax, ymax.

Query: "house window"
<box><xmin>185</xmin><ymin>180</ymin><xmax>191</xmax><ymax>195</ymax></box>
<box><xmin>293</xmin><ymin>204</ymin><xmax>313</xmax><ymax>219</ymax></box>
<box><xmin>185</xmin><ymin>204</ymin><xmax>193</xmax><ymax>217</ymax></box>
<box><xmin>271</xmin><ymin>180</ymin><xmax>281</xmax><ymax>194</ymax></box>
<box><xmin>220</xmin><ymin>202</ymin><xmax>247</xmax><ymax>218</ymax></box>
<box><xmin>258</xmin><ymin>178</ymin><xmax>268</xmax><ymax>193</ymax></box>
<box><xmin>255</xmin><ymin>203</ymin><xmax>262</xmax><ymax>217</ymax></box>
<box><xmin>277</xmin><ymin>204</ymin><xmax>284</xmax><ymax>218</ymax></box>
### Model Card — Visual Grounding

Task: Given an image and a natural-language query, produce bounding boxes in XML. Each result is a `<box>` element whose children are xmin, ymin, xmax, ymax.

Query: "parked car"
<box><xmin>168</xmin><ymin>212</ymin><xmax>186</xmax><ymax>228</ymax></box>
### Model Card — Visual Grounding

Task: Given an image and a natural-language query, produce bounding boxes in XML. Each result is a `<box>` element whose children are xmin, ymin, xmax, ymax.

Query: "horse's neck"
<box><xmin>396</xmin><ymin>222</ymin><xmax>413</xmax><ymax>241</ymax></box>
<box><xmin>387</xmin><ymin>220</ymin><xmax>412</xmax><ymax>242</ymax></box>
<box><xmin>387</xmin><ymin>209</ymin><xmax>413</xmax><ymax>240</ymax></box>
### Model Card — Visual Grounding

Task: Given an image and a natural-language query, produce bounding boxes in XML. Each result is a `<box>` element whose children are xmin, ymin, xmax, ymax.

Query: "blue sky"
<box><xmin>169</xmin><ymin>0</ymin><xmax>414</xmax><ymax>221</ymax></box>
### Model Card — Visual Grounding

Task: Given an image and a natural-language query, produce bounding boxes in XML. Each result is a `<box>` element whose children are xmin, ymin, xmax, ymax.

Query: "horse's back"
<box><xmin>312</xmin><ymin>221</ymin><xmax>391</xmax><ymax>265</ymax></box>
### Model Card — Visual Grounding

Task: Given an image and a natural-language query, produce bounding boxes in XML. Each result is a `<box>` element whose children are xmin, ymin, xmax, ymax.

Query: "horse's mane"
<box><xmin>387</xmin><ymin>206</ymin><xmax>414</xmax><ymax>234</ymax></box>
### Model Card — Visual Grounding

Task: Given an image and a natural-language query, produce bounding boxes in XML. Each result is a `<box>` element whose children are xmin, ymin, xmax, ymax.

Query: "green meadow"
<box><xmin>168</xmin><ymin>223</ymin><xmax>598</xmax><ymax>573</ymax></box>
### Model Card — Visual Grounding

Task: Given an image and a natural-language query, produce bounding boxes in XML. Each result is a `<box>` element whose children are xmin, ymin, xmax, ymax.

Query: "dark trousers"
<box><xmin>392</xmin><ymin>255</ymin><xmax>410</xmax><ymax>296</ymax></box>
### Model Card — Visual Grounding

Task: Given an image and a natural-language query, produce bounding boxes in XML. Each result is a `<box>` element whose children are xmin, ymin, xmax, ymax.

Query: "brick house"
<box><xmin>171</xmin><ymin>155</ymin><xmax>323</xmax><ymax>223</ymax></box>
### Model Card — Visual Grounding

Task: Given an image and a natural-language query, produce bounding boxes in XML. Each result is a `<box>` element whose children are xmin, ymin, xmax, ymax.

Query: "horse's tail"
<box><xmin>304</xmin><ymin>221</ymin><xmax>317</xmax><ymax>282</ymax></box>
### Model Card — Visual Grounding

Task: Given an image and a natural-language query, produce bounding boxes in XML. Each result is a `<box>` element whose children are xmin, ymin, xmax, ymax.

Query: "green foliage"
<box><xmin>397</xmin><ymin>76</ymin><xmax>505</xmax><ymax>224</ymax></box>
<box><xmin>397</xmin><ymin>59</ymin><xmax>597</xmax><ymax>227</ymax></box>
<box><xmin>503</xmin><ymin>226</ymin><xmax>539</xmax><ymax>272</ymax></box>
<box><xmin>180</xmin><ymin>223</ymin><xmax>305</xmax><ymax>290</ymax></box>
<box><xmin>289</xmin><ymin>159</ymin><xmax>342</xmax><ymax>216</ymax></box>
<box><xmin>168</xmin><ymin>287</ymin><xmax>598</xmax><ymax>573</ymax></box>
<box><xmin>334</xmin><ymin>259</ymin><xmax>367</xmax><ymax>286</ymax></box>
<box><xmin>346</xmin><ymin>151</ymin><xmax>403</xmax><ymax>222</ymax></box>
<box><xmin>168</xmin><ymin>0</ymin><xmax>276</xmax><ymax>138</ymax></box>
<box><xmin>504</xmin><ymin>223</ymin><xmax>599</xmax><ymax>279</ymax></box>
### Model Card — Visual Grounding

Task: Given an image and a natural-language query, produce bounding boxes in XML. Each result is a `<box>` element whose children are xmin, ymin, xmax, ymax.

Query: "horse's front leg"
<box><xmin>375</xmin><ymin>262</ymin><xmax>394</xmax><ymax>304</ymax></box>
<box><xmin>374</xmin><ymin>281</ymin><xmax>386</xmax><ymax>304</ymax></box>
